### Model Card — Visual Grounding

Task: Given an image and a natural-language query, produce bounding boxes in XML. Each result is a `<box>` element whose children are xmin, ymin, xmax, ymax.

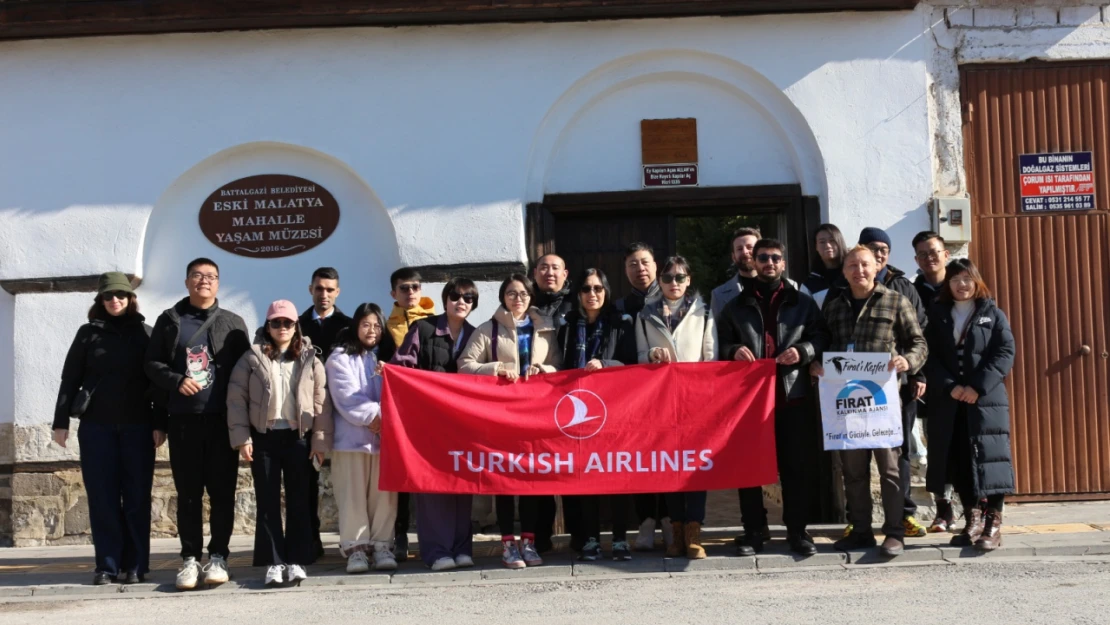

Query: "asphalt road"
<box><xmin>2</xmin><ymin>560</ymin><xmax>1107</xmax><ymax>625</ymax></box>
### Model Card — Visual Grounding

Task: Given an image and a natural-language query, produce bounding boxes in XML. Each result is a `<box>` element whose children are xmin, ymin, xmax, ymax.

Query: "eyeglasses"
<box><xmin>101</xmin><ymin>291</ymin><xmax>129</xmax><ymax>302</ymax></box>
<box><xmin>756</xmin><ymin>253</ymin><xmax>783</xmax><ymax>263</ymax></box>
<box><xmin>579</xmin><ymin>285</ymin><xmax>605</xmax><ymax>295</ymax></box>
<box><xmin>916</xmin><ymin>250</ymin><xmax>945</xmax><ymax>260</ymax></box>
<box><xmin>448</xmin><ymin>292</ymin><xmax>476</xmax><ymax>304</ymax></box>
<box><xmin>660</xmin><ymin>273</ymin><xmax>688</xmax><ymax>285</ymax></box>
<box><xmin>189</xmin><ymin>272</ymin><xmax>219</xmax><ymax>282</ymax></box>
<box><xmin>950</xmin><ymin>277</ymin><xmax>975</xmax><ymax>286</ymax></box>
<box><xmin>866</xmin><ymin>245</ymin><xmax>890</xmax><ymax>256</ymax></box>
<box><xmin>504</xmin><ymin>291</ymin><xmax>530</xmax><ymax>301</ymax></box>
<box><xmin>397</xmin><ymin>283</ymin><xmax>421</xmax><ymax>294</ymax></box>
<box><xmin>268</xmin><ymin>319</ymin><xmax>296</xmax><ymax>330</ymax></box>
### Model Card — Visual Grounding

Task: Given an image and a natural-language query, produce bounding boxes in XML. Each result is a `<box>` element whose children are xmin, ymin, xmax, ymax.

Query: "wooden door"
<box><xmin>553</xmin><ymin>214</ymin><xmax>671</xmax><ymax>301</ymax></box>
<box><xmin>962</xmin><ymin>63</ymin><xmax>1110</xmax><ymax>498</ymax></box>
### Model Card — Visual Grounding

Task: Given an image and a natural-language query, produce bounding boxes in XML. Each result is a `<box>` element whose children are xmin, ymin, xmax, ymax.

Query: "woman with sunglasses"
<box><xmin>226</xmin><ymin>300</ymin><xmax>329</xmax><ymax>587</ymax></box>
<box><xmin>325</xmin><ymin>303</ymin><xmax>400</xmax><ymax>573</ymax></box>
<box><xmin>459</xmin><ymin>273</ymin><xmax>560</xmax><ymax>569</ymax></box>
<box><xmin>54</xmin><ymin>273</ymin><xmax>164</xmax><ymax>585</ymax></box>
<box><xmin>556</xmin><ymin>268</ymin><xmax>637</xmax><ymax>561</ymax></box>
<box><xmin>924</xmin><ymin>259</ymin><xmax>1015</xmax><ymax>551</ymax></box>
<box><xmin>391</xmin><ymin>277</ymin><xmax>480</xmax><ymax>571</ymax></box>
<box><xmin>635</xmin><ymin>256</ymin><xmax>717</xmax><ymax>559</ymax></box>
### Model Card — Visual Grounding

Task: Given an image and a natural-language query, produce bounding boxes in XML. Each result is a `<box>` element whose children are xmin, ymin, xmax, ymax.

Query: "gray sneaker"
<box><xmin>520</xmin><ymin>538</ymin><xmax>544</xmax><ymax>566</ymax></box>
<box><xmin>578</xmin><ymin>538</ymin><xmax>601</xmax><ymax>561</ymax></box>
<box><xmin>501</xmin><ymin>541</ymin><xmax>525</xmax><ymax>569</ymax></box>
<box><xmin>202</xmin><ymin>554</ymin><xmax>230</xmax><ymax>585</ymax></box>
<box><xmin>612</xmin><ymin>540</ymin><xmax>633</xmax><ymax>561</ymax></box>
<box><xmin>175</xmin><ymin>557</ymin><xmax>200</xmax><ymax>590</ymax></box>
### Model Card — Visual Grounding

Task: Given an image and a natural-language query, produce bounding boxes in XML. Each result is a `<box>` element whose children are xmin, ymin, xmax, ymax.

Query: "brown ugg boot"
<box><xmin>685</xmin><ymin>522</ymin><xmax>707</xmax><ymax>559</ymax></box>
<box><xmin>975</xmin><ymin>509</ymin><xmax>1003</xmax><ymax>551</ymax></box>
<box><xmin>665</xmin><ymin>521</ymin><xmax>686</xmax><ymax>557</ymax></box>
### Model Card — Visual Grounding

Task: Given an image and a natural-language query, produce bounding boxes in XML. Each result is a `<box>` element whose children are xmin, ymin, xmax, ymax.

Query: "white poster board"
<box><xmin>818</xmin><ymin>352</ymin><xmax>903</xmax><ymax>451</ymax></box>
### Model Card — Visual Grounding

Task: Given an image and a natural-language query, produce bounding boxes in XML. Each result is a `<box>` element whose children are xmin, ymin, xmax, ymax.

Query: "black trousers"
<box><xmin>250</xmin><ymin>429</ymin><xmax>314</xmax><ymax>566</ymax></box>
<box><xmin>495</xmin><ymin>495</ymin><xmax>545</xmax><ymax>538</ymax></box>
<box><xmin>305</xmin><ymin>430</ymin><xmax>323</xmax><ymax>556</ymax></box>
<box><xmin>634</xmin><ymin>493</ymin><xmax>669</xmax><ymax>523</ymax></box>
<box><xmin>899</xmin><ymin>385</ymin><xmax>918</xmax><ymax>517</ymax></box>
<box><xmin>739</xmin><ymin>403</ymin><xmax>818</xmax><ymax>535</ymax></box>
<box><xmin>168</xmin><ymin>413</ymin><xmax>239</xmax><ymax>561</ymax></box>
<box><xmin>78</xmin><ymin>421</ymin><xmax>155</xmax><ymax>576</ymax></box>
<box><xmin>565</xmin><ymin>495</ymin><xmax>632</xmax><ymax>546</ymax></box>
<box><xmin>396</xmin><ymin>492</ymin><xmax>411</xmax><ymax>539</ymax></box>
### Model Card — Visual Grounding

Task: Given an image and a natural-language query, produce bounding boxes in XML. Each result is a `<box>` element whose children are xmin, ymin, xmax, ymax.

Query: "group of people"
<box><xmin>52</xmin><ymin>221</ymin><xmax>1015</xmax><ymax>589</ymax></box>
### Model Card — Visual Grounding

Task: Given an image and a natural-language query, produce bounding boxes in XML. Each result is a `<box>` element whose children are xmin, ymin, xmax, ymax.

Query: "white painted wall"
<box><xmin>0</xmin><ymin>9</ymin><xmax>935</xmax><ymax>440</ymax></box>
<box><xmin>0</xmin><ymin>289</ymin><xmax>13</xmax><ymax>426</ymax></box>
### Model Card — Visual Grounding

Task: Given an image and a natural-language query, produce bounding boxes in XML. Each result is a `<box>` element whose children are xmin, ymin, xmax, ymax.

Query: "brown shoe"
<box><xmin>665</xmin><ymin>521</ymin><xmax>686</xmax><ymax>557</ymax></box>
<box><xmin>974</xmin><ymin>509</ymin><xmax>1003</xmax><ymax>551</ymax></box>
<box><xmin>880</xmin><ymin>535</ymin><xmax>904</xmax><ymax>557</ymax></box>
<box><xmin>950</xmin><ymin>506</ymin><xmax>985</xmax><ymax>547</ymax></box>
<box><xmin>685</xmin><ymin>522</ymin><xmax>707</xmax><ymax>560</ymax></box>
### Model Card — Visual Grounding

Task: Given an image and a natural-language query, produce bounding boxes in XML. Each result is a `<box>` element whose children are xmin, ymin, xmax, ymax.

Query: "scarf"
<box><xmin>515</xmin><ymin>316</ymin><xmax>534</xmax><ymax>375</ymax></box>
<box><xmin>662</xmin><ymin>296</ymin><xmax>692</xmax><ymax>333</ymax></box>
<box><xmin>575</xmin><ymin>315</ymin><xmax>607</xmax><ymax>369</ymax></box>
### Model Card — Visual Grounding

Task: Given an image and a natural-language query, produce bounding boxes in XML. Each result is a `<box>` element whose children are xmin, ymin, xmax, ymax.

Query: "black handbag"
<box><xmin>70</xmin><ymin>384</ymin><xmax>97</xmax><ymax>417</ymax></box>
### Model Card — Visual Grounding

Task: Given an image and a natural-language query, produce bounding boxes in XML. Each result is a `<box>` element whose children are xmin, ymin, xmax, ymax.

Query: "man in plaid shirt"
<box><xmin>814</xmin><ymin>245</ymin><xmax>928</xmax><ymax>557</ymax></box>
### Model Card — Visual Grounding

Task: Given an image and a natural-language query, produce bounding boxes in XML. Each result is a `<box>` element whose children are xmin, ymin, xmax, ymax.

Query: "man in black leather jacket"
<box><xmin>717</xmin><ymin>239</ymin><xmax>828</xmax><ymax>557</ymax></box>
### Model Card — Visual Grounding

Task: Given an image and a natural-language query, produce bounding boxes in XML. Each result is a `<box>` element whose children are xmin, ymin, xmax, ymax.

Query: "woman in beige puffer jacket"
<box><xmin>226</xmin><ymin>300</ymin><xmax>331</xmax><ymax>586</ymax></box>
<box><xmin>634</xmin><ymin>256</ymin><xmax>717</xmax><ymax>560</ymax></box>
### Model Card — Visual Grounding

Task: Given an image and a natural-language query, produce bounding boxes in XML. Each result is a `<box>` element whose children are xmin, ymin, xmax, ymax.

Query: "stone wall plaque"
<box><xmin>199</xmin><ymin>174</ymin><xmax>340</xmax><ymax>258</ymax></box>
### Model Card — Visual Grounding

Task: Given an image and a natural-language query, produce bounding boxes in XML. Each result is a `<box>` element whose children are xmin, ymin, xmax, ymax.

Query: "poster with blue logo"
<box><xmin>818</xmin><ymin>352</ymin><xmax>903</xmax><ymax>451</ymax></box>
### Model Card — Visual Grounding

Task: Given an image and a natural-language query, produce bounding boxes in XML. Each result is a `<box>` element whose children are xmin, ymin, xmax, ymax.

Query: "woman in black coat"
<box><xmin>53</xmin><ymin>273</ymin><xmax>166</xmax><ymax>585</ymax></box>
<box><xmin>391</xmin><ymin>277</ymin><xmax>479</xmax><ymax>571</ymax></box>
<box><xmin>556</xmin><ymin>268</ymin><xmax>638</xmax><ymax>562</ymax></box>
<box><xmin>924</xmin><ymin>259</ymin><xmax>1015</xmax><ymax>552</ymax></box>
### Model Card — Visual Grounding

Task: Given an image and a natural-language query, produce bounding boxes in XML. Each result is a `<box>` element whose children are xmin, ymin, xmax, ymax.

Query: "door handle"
<box><xmin>1079</xmin><ymin>345</ymin><xmax>1091</xmax><ymax>356</ymax></box>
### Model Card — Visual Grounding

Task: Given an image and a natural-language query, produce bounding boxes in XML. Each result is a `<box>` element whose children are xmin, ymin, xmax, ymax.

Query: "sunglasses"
<box><xmin>579</xmin><ymin>285</ymin><xmax>605</xmax><ymax>295</ymax></box>
<box><xmin>756</xmin><ymin>253</ymin><xmax>783</xmax><ymax>263</ymax></box>
<box><xmin>448</xmin><ymin>292</ymin><xmax>476</xmax><ymax>304</ymax></box>
<box><xmin>660</xmin><ymin>273</ymin><xmax>688</xmax><ymax>285</ymax></box>
<box><xmin>268</xmin><ymin>319</ymin><xmax>296</xmax><ymax>330</ymax></box>
<box><xmin>101</xmin><ymin>291</ymin><xmax>129</xmax><ymax>302</ymax></box>
<box><xmin>396</xmin><ymin>283</ymin><xmax>421</xmax><ymax>294</ymax></box>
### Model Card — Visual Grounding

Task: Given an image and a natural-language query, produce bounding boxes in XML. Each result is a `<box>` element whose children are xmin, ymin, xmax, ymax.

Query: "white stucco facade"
<box><xmin>12</xmin><ymin>3</ymin><xmax>1107</xmax><ymax>466</ymax></box>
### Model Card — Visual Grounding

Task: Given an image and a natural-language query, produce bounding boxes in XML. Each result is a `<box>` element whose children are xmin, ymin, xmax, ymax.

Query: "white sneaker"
<box><xmin>634</xmin><ymin>518</ymin><xmax>656</xmax><ymax>550</ymax></box>
<box><xmin>287</xmin><ymin>564</ymin><xmax>307</xmax><ymax>584</ymax></box>
<box><xmin>372</xmin><ymin>544</ymin><xmax>398</xmax><ymax>571</ymax></box>
<box><xmin>454</xmin><ymin>554</ymin><xmax>475</xmax><ymax>568</ymax></box>
<box><xmin>264</xmin><ymin>565</ymin><xmax>284</xmax><ymax>587</ymax></box>
<box><xmin>202</xmin><ymin>554</ymin><xmax>230</xmax><ymax>585</ymax></box>
<box><xmin>661</xmin><ymin>516</ymin><xmax>675</xmax><ymax>549</ymax></box>
<box><xmin>501</xmin><ymin>540</ymin><xmax>525</xmax><ymax>569</ymax></box>
<box><xmin>175</xmin><ymin>557</ymin><xmax>200</xmax><ymax>590</ymax></box>
<box><xmin>346</xmin><ymin>551</ymin><xmax>370</xmax><ymax>574</ymax></box>
<box><xmin>431</xmin><ymin>557</ymin><xmax>457</xmax><ymax>572</ymax></box>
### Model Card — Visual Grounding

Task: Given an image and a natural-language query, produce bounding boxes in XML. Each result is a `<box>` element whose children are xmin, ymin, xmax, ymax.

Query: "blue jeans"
<box><xmin>664</xmin><ymin>491</ymin><xmax>707</xmax><ymax>524</ymax></box>
<box><xmin>78</xmin><ymin>421</ymin><xmax>155</xmax><ymax>576</ymax></box>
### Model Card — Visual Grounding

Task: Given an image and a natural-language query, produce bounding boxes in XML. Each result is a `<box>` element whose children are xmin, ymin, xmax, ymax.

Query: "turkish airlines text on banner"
<box><xmin>818</xmin><ymin>352</ymin><xmax>903</xmax><ymax>451</ymax></box>
<box><xmin>378</xmin><ymin>361</ymin><xmax>777</xmax><ymax>495</ymax></box>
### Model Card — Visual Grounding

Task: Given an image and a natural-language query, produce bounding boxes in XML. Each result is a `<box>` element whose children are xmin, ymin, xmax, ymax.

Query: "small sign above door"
<box><xmin>1019</xmin><ymin>152</ymin><xmax>1096</xmax><ymax>212</ymax></box>
<box><xmin>641</xmin><ymin>118</ymin><xmax>698</xmax><ymax>188</ymax></box>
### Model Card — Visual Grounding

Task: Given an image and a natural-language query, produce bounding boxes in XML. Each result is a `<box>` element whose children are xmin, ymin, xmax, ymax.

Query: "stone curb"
<box><xmin>5</xmin><ymin>546</ymin><xmax>1110</xmax><ymax>601</ymax></box>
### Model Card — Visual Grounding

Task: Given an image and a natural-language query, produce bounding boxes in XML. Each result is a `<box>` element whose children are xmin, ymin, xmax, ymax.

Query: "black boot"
<box><xmin>787</xmin><ymin>532</ymin><xmax>817</xmax><ymax>556</ymax></box>
<box><xmin>735</xmin><ymin>528</ymin><xmax>764</xmax><ymax>556</ymax></box>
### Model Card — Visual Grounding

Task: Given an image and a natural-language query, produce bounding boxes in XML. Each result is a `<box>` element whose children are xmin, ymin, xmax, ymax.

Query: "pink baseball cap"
<box><xmin>266</xmin><ymin>300</ymin><xmax>298</xmax><ymax>322</ymax></box>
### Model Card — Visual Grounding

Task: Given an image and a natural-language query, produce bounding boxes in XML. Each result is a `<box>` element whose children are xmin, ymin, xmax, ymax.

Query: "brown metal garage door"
<box><xmin>962</xmin><ymin>63</ymin><xmax>1110</xmax><ymax>499</ymax></box>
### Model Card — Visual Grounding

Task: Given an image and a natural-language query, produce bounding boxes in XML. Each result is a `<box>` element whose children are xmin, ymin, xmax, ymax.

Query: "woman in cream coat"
<box><xmin>458</xmin><ymin>273</ymin><xmax>559</xmax><ymax>569</ymax></box>
<box><xmin>635</xmin><ymin>256</ymin><xmax>717</xmax><ymax>560</ymax></box>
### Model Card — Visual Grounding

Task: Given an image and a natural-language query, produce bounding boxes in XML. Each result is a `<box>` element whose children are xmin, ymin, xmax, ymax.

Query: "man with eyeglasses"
<box><xmin>298</xmin><ymin>266</ymin><xmax>351</xmax><ymax>559</ymax></box>
<box><xmin>529</xmin><ymin>254</ymin><xmax>573</xmax><ymax>554</ymax></box>
<box><xmin>717</xmin><ymin>239</ymin><xmax>828</xmax><ymax>557</ymax></box>
<box><xmin>857</xmin><ymin>227</ymin><xmax>929</xmax><ymax>540</ymax></box>
<box><xmin>145</xmin><ymin>257</ymin><xmax>250</xmax><ymax>590</ymax></box>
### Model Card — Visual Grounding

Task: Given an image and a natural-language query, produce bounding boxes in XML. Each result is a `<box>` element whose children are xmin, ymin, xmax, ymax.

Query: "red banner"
<box><xmin>378</xmin><ymin>361</ymin><xmax>778</xmax><ymax>495</ymax></box>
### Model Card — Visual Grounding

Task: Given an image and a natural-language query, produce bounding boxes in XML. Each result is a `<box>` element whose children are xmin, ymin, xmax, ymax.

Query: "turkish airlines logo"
<box><xmin>555</xmin><ymin>390</ymin><xmax>607</xmax><ymax>440</ymax></box>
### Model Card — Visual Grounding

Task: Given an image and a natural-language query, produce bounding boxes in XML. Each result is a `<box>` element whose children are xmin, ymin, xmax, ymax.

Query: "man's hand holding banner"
<box><xmin>379</xmin><ymin>361</ymin><xmax>778</xmax><ymax>495</ymax></box>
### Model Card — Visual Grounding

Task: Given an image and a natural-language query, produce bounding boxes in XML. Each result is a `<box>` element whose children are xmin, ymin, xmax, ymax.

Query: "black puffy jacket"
<box><xmin>924</xmin><ymin>298</ymin><xmax>1016</xmax><ymax>496</ymax></box>
<box><xmin>55</xmin><ymin>314</ymin><xmax>164</xmax><ymax>431</ymax></box>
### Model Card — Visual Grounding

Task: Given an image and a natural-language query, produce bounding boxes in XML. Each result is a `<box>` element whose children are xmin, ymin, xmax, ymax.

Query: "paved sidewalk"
<box><xmin>2</xmin><ymin>501</ymin><xmax>1109</xmax><ymax>600</ymax></box>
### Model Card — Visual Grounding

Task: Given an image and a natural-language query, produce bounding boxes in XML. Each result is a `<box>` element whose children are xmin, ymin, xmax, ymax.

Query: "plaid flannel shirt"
<box><xmin>824</xmin><ymin>282</ymin><xmax>928</xmax><ymax>376</ymax></box>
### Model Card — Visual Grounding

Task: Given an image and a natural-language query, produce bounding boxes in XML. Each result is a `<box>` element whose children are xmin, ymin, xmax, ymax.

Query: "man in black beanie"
<box><xmin>857</xmin><ymin>226</ymin><xmax>928</xmax><ymax>539</ymax></box>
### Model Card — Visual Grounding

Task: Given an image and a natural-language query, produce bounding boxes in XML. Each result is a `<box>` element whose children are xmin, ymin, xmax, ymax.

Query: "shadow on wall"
<box><xmin>140</xmin><ymin>142</ymin><xmax>403</xmax><ymax>329</ymax></box>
